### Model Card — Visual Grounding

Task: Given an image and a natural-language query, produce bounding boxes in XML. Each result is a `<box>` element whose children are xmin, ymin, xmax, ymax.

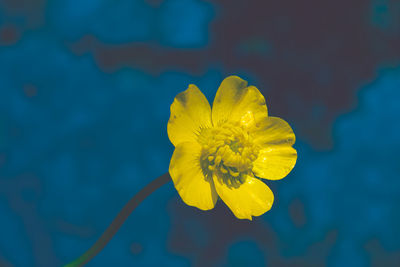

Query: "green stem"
<box><xmin>64</xmin><ymin>172</ymin><xmax>171</xmax><ymax>267</ymax></box>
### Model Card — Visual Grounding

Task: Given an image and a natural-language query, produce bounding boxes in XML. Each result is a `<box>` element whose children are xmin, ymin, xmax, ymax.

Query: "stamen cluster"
<box><xmin>198</xmin><ymin>122</ymin><xmax>260</xmax><ymax>187</ymax></box>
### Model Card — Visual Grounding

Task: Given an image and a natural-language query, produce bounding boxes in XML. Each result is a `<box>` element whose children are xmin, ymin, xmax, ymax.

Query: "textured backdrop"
<box><xmin>1</xmin><ymin>0</ymin><xmax>400</xmax><ymax>266</ymax></box>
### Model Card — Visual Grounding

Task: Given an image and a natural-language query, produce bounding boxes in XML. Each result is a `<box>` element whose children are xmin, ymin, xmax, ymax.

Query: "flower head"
<box><xmin>168</xmin><ymin>76</ymin><xmax>297</xmax><ymax>220</ymax></box>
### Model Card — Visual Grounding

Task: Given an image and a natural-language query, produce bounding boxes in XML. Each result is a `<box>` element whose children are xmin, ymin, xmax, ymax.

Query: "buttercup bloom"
<box><xmin>168</xmin><ymin>76</ymin><xmax>297</xmax><ymax>220</ymax></box>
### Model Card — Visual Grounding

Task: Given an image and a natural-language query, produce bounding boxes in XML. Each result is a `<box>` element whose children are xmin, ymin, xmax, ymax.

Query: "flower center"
<box><xmin>198</xmin><ymin>122</ymin><xmax>260</xmax><ymax>187</ymax></box>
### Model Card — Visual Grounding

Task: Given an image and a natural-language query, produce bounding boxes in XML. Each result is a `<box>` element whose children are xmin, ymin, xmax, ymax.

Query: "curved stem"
<box><xmin>64</xmin><ymin>172</ymin><xmax>171</xmax><ymax>267</ymax></box>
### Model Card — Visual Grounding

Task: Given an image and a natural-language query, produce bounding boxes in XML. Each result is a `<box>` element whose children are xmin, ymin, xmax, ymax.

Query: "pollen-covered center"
<box><xmin>198</xmin><ymin>122</ymin><xmax>260</xmax><ymax>187</ymax></box>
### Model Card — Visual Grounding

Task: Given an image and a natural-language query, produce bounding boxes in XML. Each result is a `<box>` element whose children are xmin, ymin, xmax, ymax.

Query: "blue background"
<box><xmin>1</xmin><ymin>0</ymin><xmax>400</xmax><ymax>266</ymax></box>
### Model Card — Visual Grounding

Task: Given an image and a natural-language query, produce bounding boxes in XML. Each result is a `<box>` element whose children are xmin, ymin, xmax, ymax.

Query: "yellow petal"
<box><xmin>212</xmin><ymin>76</ymin><xmax>268</xmax><ymax>128</ymax></box>
<box><xmin>251</xmin><ymin>117</ymin><xmax>297</xmax><ymax>180</ymax></box>
<box><xmin>169</xmin><ymin>142</ymin><xmax>218</xmax><ymax>210</ymax></box>
<box><xmin>252</xmin><ymin>116</ymin><xmax>296</xmax><ymax>146</ymax></box>
<box><xmin>168</xmin><ymin>84</ymin><xmax>212</xmax><ymax>146</ymax></box>
<box><xmin>253</xmin><ymin>146</ymin><xmax>297</xmax><ymax>180</ymax></box>
<box><xmin>213</xmin><ymin>175</ymin><xmax>274</xmax><ymax>220</ymax></box>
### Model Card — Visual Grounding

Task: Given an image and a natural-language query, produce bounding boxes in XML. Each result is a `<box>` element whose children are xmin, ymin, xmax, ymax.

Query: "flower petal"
<box><xmin>213</xmin><ymin>175</ymin><xmax>274</xmax><ymax>220</ymax></box>
<box><xmin>251</xmin><ymin>117</ymin><xmax>297</xmax><ymax>180</ymax></box>
<box><xmin>169</xmin><ymin>142</ymin><xmax>218</xmax><ymax>210</ymax></box>
<box><xmin>253</xmin><ymin>146</ymin><xmax>297</xmax><ymax>180</ymax></box>
<box><xmin>168</xmin><ymin>84</ymin><xmax>212</xmax><ymax>146</ymax></box>
<box><xmin>252</xmin><ymin>117</ymin><xmax>296</xmax><ymax>146</ymax></box>
<box><xmin>212</xmin><ymin>76</ymin><xmax>268</xmax><ymax>128</ymax></box>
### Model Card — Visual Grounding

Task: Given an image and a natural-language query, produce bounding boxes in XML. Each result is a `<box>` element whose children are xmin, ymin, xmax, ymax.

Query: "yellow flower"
<box><xmin>168</xmin><ymin>76</ymin><xmax>297</xmax><ymax>220</ymax></box>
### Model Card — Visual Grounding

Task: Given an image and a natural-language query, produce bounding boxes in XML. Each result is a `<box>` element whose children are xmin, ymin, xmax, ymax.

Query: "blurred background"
<box><xmin>1</xmin><ymin>0</ymin><xmax>400</xmax><ymax>266</ymax></box>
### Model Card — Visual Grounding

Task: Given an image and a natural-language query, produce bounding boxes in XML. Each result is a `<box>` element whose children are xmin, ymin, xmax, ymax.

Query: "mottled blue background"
<box><xmin>1</xmin><ymin>0</ymin><xmax>400</xmax><ymax>266</ymax></box>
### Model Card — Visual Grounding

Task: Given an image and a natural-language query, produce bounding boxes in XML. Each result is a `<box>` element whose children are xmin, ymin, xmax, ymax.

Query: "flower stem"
<box><xmin>64</xmin><ymin>172</ymin><xmax>171</xmax><ymax>267</ymax></box>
